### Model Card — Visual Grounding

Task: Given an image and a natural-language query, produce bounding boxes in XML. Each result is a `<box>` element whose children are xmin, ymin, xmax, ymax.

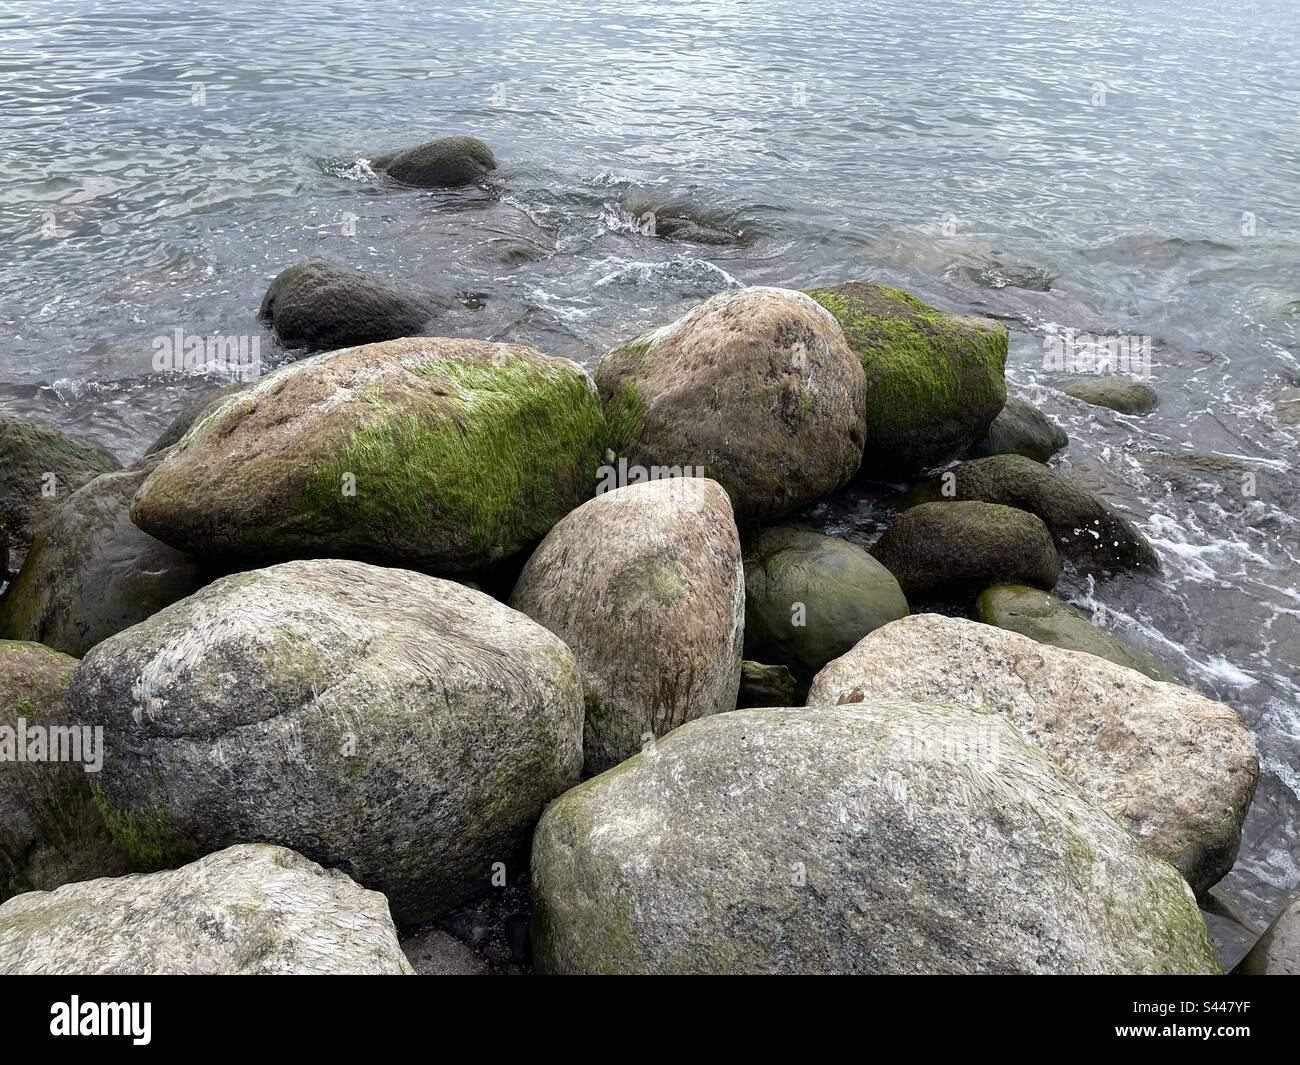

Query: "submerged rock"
<box><xmin>743</xmin><ymin>523</ymin><xmax>907</xmax><ymax>695</ymax></box>
<box><xmin>130</xmin><ymin>337</ymin><xmax>606</xmax><ymax>575</ymax></box>
<box><xmin>0</xmin><ymin>843</ymin><xmax>413</xmax><ymax>974</ymax></box>
<box><xmin>258</xmin><ymin>261</ymin><xmax>445</xmax><ymax>353</ymax></box>
<box><xmin>510</xmin><ymin>478</ymin><xmax>744</xmax><ymax>775</ymax></box>
<box><xmin>737</xmin><ymin>661</ymin><xmax>797</xmax><ymax>707</ymax></box>
<box><xmin>0</xmin><ymin>415</ymin><xmax>120</xmax><ymax>569</ymax></box>
<box><xmin>0</xmin><ymin>454</ymin><xmax>206</xmax><ymax>657</ymax></box>
<box><xmin>806</xmin><ymin>282</ymin><xmax>1007</xmax><ymax>479</ymax></box>
<box><xmin>652</xmin><ymin>215</ymin><xmax>741</xmax><ymax>246</ymax></box>
<box><xmin>1061</xmin><ymin>377</ymin><xmax>1160</xmax><ymax>415</ymax></box>
<box><xmin>0</xmin><ymin>640</ymin><xmax>125</xmax><ymax>902</ymax></box>
<box><xmin>370</xmin><ymin>135</ymin><xmax>497</xmax><ymax>188</ymax></box>
<box><xmin>908</xmin><ymin>454</ymin><xmax>1160</xmax><ymax>574</ymax></box>
<box><xmin>594</xmin><ymin>287</ymin><xmax>866</xmax><ymax>525</ymax></box>
<box><xmin>531</xmin><ymin>701</ymin><xmax>1220</xmax><ymax>974</ymax></box>
<box><xmin>1233</xmin><ymin>894</ymin><xmax>1300</xmax><ymax>975</ymax></box>
<box><xmin>869</xmin><ymin>501</ymin><xmax>1061</xmax><ymax>600</ymax></box>
<box><xmin>968</xmin><ymin>395</ymin><xmax>1068</xmax><ymax>462</ymax></box>
<box><xmin>68</xmin><ymin>559</ymin><xmax>584</xmax><ymax>926</ymax></box>
<box><xmin>808</xmin><ymin>614</ymin><xmax>1258</xmax><ymax>895</ymax></box>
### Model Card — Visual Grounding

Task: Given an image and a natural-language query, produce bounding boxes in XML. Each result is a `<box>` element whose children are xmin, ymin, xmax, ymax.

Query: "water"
<box><xmin>2</xmin><ymin>0</ymin><xmax>1298</xmax><ymax>962</ymax></box>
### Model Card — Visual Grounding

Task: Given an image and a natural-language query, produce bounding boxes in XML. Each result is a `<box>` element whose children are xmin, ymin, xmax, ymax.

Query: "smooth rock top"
<box><xmin>0</xmin><ymin>844</ymin><xmax>413</xmax><ymax>974</ymax></box>
<box><xmin>130</xmin><ymin>336</ymin><xmax>607</xmax><ymax>574</ymax></box>
<box><xmin>532</xmin><ymin>701</ymin><xmax>1221</xmax><ymax>974</ymax></box>
<box><xmin>594</xmin><ymin>286</ymin><xmax>866</xmax><ymax>525</ymax></box>
<box><xmin>1061</xmin><ymin>377</ymin><xmax>1160</xmax><ymax>415</ymax></box>
<box><xmin>808</xmin><ymin>613</ymin><xmax>1258</xmax><ymax>895</ymax></box>
<box><xmin>371</xmin><ymin>135</ymin><xmax>497</xmax><ymax>188</ymax></box>
<box><xmin>968</xmin><ymin>395</ymin><xmax>1069</xmax><ymax>462</ymax></box>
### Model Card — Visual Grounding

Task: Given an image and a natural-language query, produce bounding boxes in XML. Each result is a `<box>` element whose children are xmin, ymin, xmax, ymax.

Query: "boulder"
<box><xmin>0</xmin><ymin>843</ymin><xmax>413</xmax><ymax>974</ymax></box>
<box><xmin>258</xmin><ymin>261</ymin><xmax>445</xmax><ymax>353</ymax></box>
<box><xmin>0</xmin><ymin>415</ymin><xmax>120</xmax><ymax>568</ymax></box>
<box><xmin>1233</xmin><ymin>895</ymin><xmax>1300</xmax><ymax>975</ymax></box>
<box><xmin>737</xmin><ymin>661</ymin><xmax>797</xmax><ymax>708</ymax></box>
<box><xmin>67</xmin><ymin>559</ymin><xmax>584</xmax><ymax>926</ymax></box>
<box><xmin>806</xmin><ymin>282</ymin><xmax>1007</xmax><ymax>478</ymax></box>
<box><xmin>869</xmin><ymin>501</ymin><xmax>1061</xmax><ymax>601</ymax></box>
<box><xmin>594</xmin><ymin>287</ymin><xmax>866</xmax><ymax>525</ymax></box>
<box><xmin>975</xmin><ymin>584</ymin><xmax>1177</xmax><ymax>682</ymax></box>
<box><xmin>531</xmin><ymin>701</ymin><xmax>1220</xmax><ymax>974</ymax></box>
<box><xmin>968</xmin><ymin>395</ymin><xmax>1068</xmax><ymax>462</ymax></box>
<box><xmin>510</xmin><ymin>478</ymin><xmax>744</xmax><ymax>775</ymax></box>
<box><xmin>908</xmin><ymin>454</ymin><xmax>1160</xmax><ymax>573</ymax></box>
<box><xmin>130</xmin><ymin>337</ymin><xmax>607</xmax><ymax>575</ymax></box>
<box><xmin>0</xmin><ymin>454</ymin><xmax>206</xmax><ymax>657</ymax></box>
<box><xmin>144</xmin><ymin>383</ymin><xmax>252</xmax><ymax>455</ymax></box>
<box><xmin>0</xmin><ymin>640</ymin><xmax>125</xmax><ymax>902</ymax></box>
<box><xmin>808</xmin><ymin>613</ymin><xmax>1258</xmax><ymax>895</ymax></box>
<box><xmin>1061</xmin><ymin>377</ymin><xmax>1159</xmax><ymax>415</ymax></box>
<box><xmin>370</xmin><ymin>135</ymin><xmax>497</xmax><ymax>188</ymax></box>
<box><xmin>653</xmin><ymin>215</ymin><xmax>741</xmax><ymax>246</ymax></box>
<box><xmin>743</xmin><ymin>523</ymin><xmax>907</xmax><ymax>694</ymax></box>
<box><xmin>401</xmin><ymin>929</ymin><xmax>488</xmax><ymax>975</ymax></box>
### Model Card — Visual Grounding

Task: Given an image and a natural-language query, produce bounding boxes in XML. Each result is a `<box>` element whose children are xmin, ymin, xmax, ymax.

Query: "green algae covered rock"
<box><xmin>531</xmin><ymin>701</ymin><xmax>1222</xmax><ymax>974</ymax></box>
<box><xmin>975</xmin><ymin>584</ymin><xmax>1177</xmax><ymax>682</ymax></box>
<box><xmin>66</xmin><ymin>559</ymin><xmax>584</xmax><ymax>926</ymax></box>
<box><xmin>806</xmin><ymin>282</ymin><xmax>1007</xmax><ymax>479</ymax></box>
<box><xmin>130</xmin><ymin>337</ymin><xmax>607</xmax><ymax>576</ymax></box>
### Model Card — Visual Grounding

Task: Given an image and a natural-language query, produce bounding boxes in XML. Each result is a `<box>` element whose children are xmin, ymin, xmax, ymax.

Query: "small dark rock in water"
<box><xmin>968</xmin><ymin>396</ymin><xmax>1068</xmax><ymax>463</ymax></box>
<box><xmin>259</xmin><ymin>261</ymin><xmax>445</xmax><ymax>353</ymax></box>
<box><xmin>737</xmin><ymin>660</ymin><xmax>797</xmax><ymax>707</ymax></box>
<box><xmin>370</xmin><ymin>135</ymin><xmax>497</xmax><ymax>188</ymax></box>
<box><xmin>1232</xmin><ymin>893</ymin><xmax>1300</xmax><ymax>975</ymax></box>
<box><xmin>653</xmin><ymin>215</ymin><xmax>741</xmax><ymax>246</ymax></box>
<box><xmin>1060</xmin><ymin>377</ymin><xmax>1159</xmax><ymax>415</ymax></box>
<box><xmin>967</xmin><ymin>262</ymin><xmax>1055</xmax><ymax>292</ymax></box>
<box><xmin>870</xmin><ymin>501</ymin><xmax>1062</xmax><ymax>601</ymax></box>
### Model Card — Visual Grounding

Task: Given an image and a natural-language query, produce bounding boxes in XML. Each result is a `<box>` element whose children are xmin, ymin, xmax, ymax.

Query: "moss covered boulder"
<box><xmin>66</xmin><ymin>559</ymin><xmax>584</xmax><ymax>926</ymax></box>
<box><xmin>130</xmin><ymin>337</ymin><xmax>607</xmax><ymax>576</ymax></box>
<box><xmin>0</xmin><ymin>454</ymin><xmax>206</xmax><ymax>657</ymax></box>
<box><xmin>968</xmin><ymin>395</ymin><xmax>1068</xmax><ymax>462</ymax></box>
<box><xmin>869</xmin><ymin>500</ymin><xmax>1060</xmax><ymax>601</ymax></box>
<box><xmin>809</xmin><ymin>614</ymin><xmax>1258</xmax><ymax>895</ymax></box>
<box><xmin>806</xmin><ymin>282</ymin><xmax>1007</xmax><ymax>479</ymax></box>
<box><xmin>594</xmin><ymin>287</ymin><xmax>866</xmax><ymax>525</ymax></box>
<box><xmin>371</xmin><ymin>135</ymin><xmax>497</xmax><ymax>188</ymax></box>
<box><xmin>258</xmin><ymin>261</ymin><xmax>446</xmax><ymax>353</ymax></box>
<box><xmin>0</xmin><ymin>843</ymin><xmax>413</xmax><ymax>974</ymax></box>
<box><xmin>531</xmin><ymin>701</ymin><xmax>1220</xmax><ymax>974</ymax></box>
<box><xmin>1233</xmin><ymin>894</ymin><xmax>1300</xmax><ymax>975</ymax></box>
<box><xmin>0</xmin><ymin>415</ymin><xmax>120</xmax><ymax>570</ymax></box>
<box><xmin>976</xmin><ymin>584</ymin><xmax>1177</xmax><ymax>682</ymax></box>
<box><xmin>909</xmin><ymin>454</ymin><xmax>1160</xmax><ymax>574</ymax></box>
<box><xmin>743</xmin><ymin>523</ymin><xmax>908</xmax><ymax>697</ymax></box>
<box><xmin>144</xmin><ymin>383</ymin><xmax>253</xmax><ymax>455</ymax></box>
<box><xmin>510</xmin><ymin>478</ymin><xmax>744</xmax><ymax>775</ymax></box>
<box><xmin>1061</xmin><ymin>377</ymin><xmax>1159</xmax><ymax>415</ymax></box>
<box><xmin>0</xmin><ymin>640</ymin><xmax>125</xmax><ymax>902</ymax></box>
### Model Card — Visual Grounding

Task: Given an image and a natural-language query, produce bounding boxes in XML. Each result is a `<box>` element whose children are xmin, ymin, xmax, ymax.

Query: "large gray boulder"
<box><xmin>510</xmin><ymin>478</ymin><xmax>744</xmax><ymax>775</ymax></box>
<box><xmin>808</xmin><ymin>614</ymin><xmax>1258</xmax><ymax>895</ymax></box>
<box><xmin>130</xmin><ymin>337</ymin><xmax>607</xmax><ymax>576</ymax></box>
<box><xmin>0</xmin><ymin>844</ymin><xmax>413</xmax><ymax>974</ymax></box>
<box><xmin>0</xmin><ymin>454</ymin><xmax>206</xmax><ymax>657</ymax></box>
<box><xmin>594</xmin><ymin>287</ymin><xmax>866</xmax><ymax>525</ymax></box>
<box><xmin>743</xmin><ymin>523</ymin><xmax>907</xmax><ymax>696</ymax></box>
<box><xmin>370</xmin><ymin>135</ymin><xmax>497</xmax><ymax>188</ymax></box>
<box><xmin>532</xmin><ymin>701</ymin><xmax>1220</xmax><ymax>974</ymax></box>
<box><xmin>258</xmin><ymin>261</ymin><xmax>445</xmax><ymax>353</ymax></box>
<box><xmin>67</xmin><ymin>559</ymin><xmax>584</xmax><ymax>926</ymax></box>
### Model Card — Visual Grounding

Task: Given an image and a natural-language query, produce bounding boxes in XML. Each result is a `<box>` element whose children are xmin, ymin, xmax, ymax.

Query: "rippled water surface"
<box><xmin>2</xmin><ymin>0</ymin><xmax>1298</xmax><ymax>962</ymax></box>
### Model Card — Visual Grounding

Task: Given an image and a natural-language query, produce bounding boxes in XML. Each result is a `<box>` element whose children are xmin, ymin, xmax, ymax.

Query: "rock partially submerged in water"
<box><xmin>258</xmin><ymin>261</ymin><xmax>445</xmax><ymax>353</ymax></box>
<box><xmin>0</xmin><ymin>843</ymin><xmax>413</xmax><ymax>974</ymax></box>
<box><xmin>531</xmin><ymin>701</ymin><xmax>1220</xmax><ymax>974</ymax></box>
<box><xmin>1233</xmin><ymin>894</ymin><xmax>1300</xmax><ymax>975</ymax></box>
<box><xmin>808</xmin><ymin>613</ymin><xmax>1258</xmax><ymax>895</ymax></box>
<box><xmin>909</xmin><ymin>454</ymin><xmax>1161</xmax><ymax>574</ymax></box>
<box><xmin>0</xmin><ymin>454</ymin><xmax>206</xmax><ymax>657</ymax></box>
<box><xmin>652</xmin><ymin>215</ymin><xmax>741</xmax><ymax>246</ymax></box>
<box><xmin>68</xmin><ymin>559</ymin><xmax>584</xmax><ymax>926</ymax></box>
<box><xmin>870</xmin><ymin>500</ymin><xmax>1061</xmax><ymax>600</ymax></box>
<box><xmin>968</xmin><ymin>395</ymin><xmax>1068</xmax><ymax>462</ymax></box>
<box><xmin>1061</xmin><ymin>377</ymin><xmax>1160</xmax><ymax>415</ymax></box>
<box><xmin>370</xmin><ymin>135</ymin><xmax>497</xmax><ymax>188</ymax></box>
<box><xmin>975</xmin><ymin>584</ymin><xmax>1177</xmax><ymax>683</ymax></box>
<box><xmin>511</xmin><ymin>479</ymin><xmax>744</xmax><ymax>775</ymax></box>
<box><xmin>743</xmin><ymin>523</ymin><xmax>908</xmax><ymax>696</ymax></box>
<box><xmin>0</xmin><ymin>415</ymin><xmax>120</xmax><ymax>571</ymax></box>
<box><xmin>130</xmin><ymin>337</ymin><xmax>607</xmax><ymax>575</ymax></box>
<box><xmin>595</xmin><ymin>287</ymin><xmax>866</xmax><ymax>525</ymax></box>
<box><xmin>806</xmin><ymin>282</ymin><xmax>1007</xmax><ymax>479</ymax></box>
